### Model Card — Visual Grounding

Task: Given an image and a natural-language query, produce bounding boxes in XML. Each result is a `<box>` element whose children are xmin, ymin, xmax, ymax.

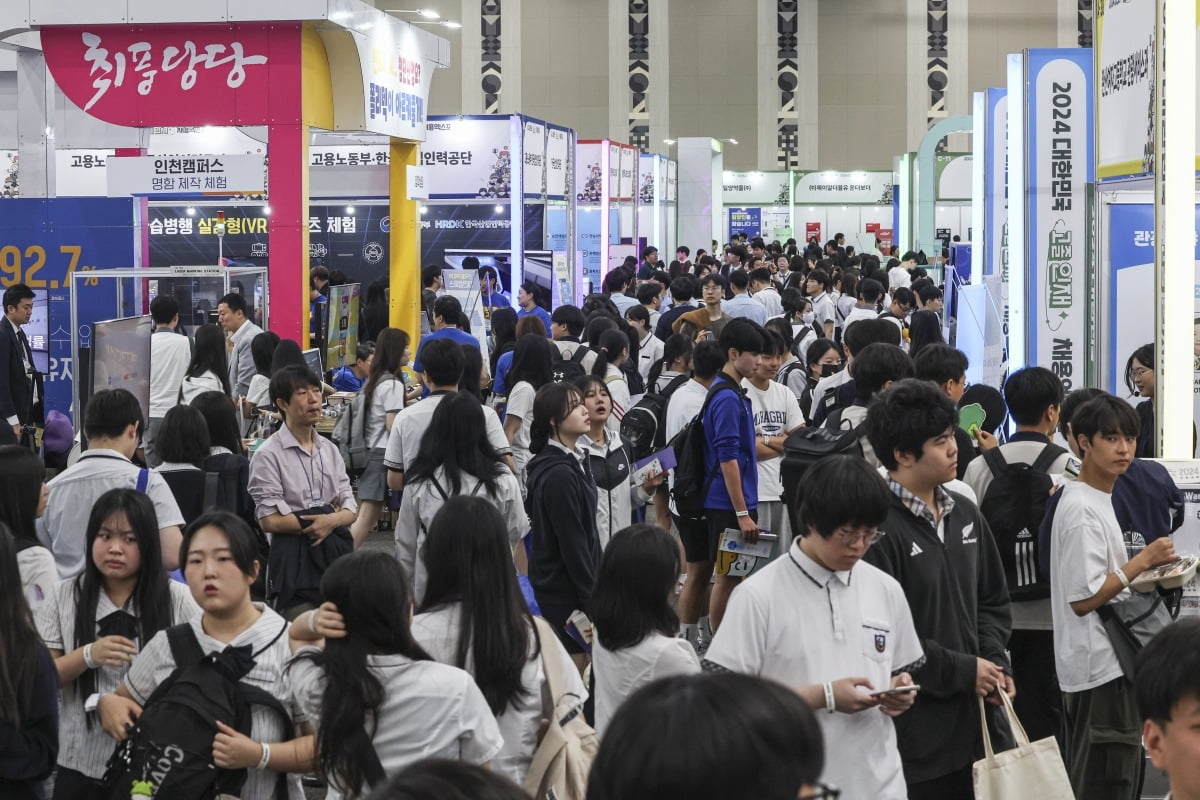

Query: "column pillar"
<box><xmin>390</xmin><ymin>141</ymin><xmax>421</xmax><ymax>338</ymax></box>
<box><xmin>676</xmin><ymin>137</ymin><xmax>722</xmax><ymax>254</ymax></box>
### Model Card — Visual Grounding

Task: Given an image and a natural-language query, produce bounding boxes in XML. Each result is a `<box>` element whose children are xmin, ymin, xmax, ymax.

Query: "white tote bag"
<box><xmin>972</xmin><ymin>692</ymin><xmax>1074</xmax><ymax>800</ymax></box>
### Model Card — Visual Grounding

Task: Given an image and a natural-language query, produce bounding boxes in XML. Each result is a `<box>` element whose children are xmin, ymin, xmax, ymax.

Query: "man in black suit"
<box><xmin>0</xmin><ymin>284</ymin><xmax>37</xmax><ymax>445</ymax></box>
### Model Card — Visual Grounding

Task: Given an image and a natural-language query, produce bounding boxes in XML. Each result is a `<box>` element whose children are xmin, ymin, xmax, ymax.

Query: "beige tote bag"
<box><xmin>972</xmin><ymin>691</ymin><xmax>1074</xmax><ymax>800</ymax></box>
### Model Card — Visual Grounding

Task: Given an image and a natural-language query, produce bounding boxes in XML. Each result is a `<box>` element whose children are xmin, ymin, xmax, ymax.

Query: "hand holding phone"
<box><xmin>870</xmin><ymin>684</ymin><xmax>921</xmax><ymax>697</ymax></box>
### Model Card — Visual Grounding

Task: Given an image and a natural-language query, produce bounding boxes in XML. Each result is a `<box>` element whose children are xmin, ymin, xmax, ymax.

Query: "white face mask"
<box><xmin>801</xmin><ymin>312</ymin><xmax>815</xmax><ymax>324</ymax></box>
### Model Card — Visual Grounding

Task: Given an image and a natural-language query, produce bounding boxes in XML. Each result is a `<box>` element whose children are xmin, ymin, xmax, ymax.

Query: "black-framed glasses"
<box><xmin>799</xmin><ymin>783</ymin><xmax>841</xmax><ymax>800</ymax></box>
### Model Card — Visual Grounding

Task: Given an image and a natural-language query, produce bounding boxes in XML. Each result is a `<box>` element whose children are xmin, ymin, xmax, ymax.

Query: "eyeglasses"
<box><xmin>799</xmin><ymin>783</ymin><xmax>841</xmax><ymax>800</ymax></box>
<box><xmin>835</xmin><ymin>527</ymin><xmax>881</xmax><ymax>546</ymax></box>
<box><xmin>1131</xmin><ymin>367</ymin><xmax>1151</xmax><ymax>379</ymax></box>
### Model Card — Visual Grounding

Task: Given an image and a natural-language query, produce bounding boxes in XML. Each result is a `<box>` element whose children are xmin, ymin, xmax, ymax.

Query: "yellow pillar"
<box><xmin>389</xmin><ymin>141</ymin><xmax>420</xmax><ymax>338</ymax></box>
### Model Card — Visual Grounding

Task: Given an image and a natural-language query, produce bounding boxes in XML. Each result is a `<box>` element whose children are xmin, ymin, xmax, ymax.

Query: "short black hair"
<box><xmin>149</xmin><ymin>294</ymin><xmax>179</xmax><ymax>325</ymax></box>
<box><xmin>603</xmin><ymin>270</ymin><xmax>629</xmax><ymax>293</ymax></box>
<box><xmin>269</xmin><ymin>365</ymin><xmax>322</xmax><ymax>415</ymax></box>
<box><xmin>729</xmin><ymin>269</ymin><xmax>750</xmax><ymax>291</ymax></box>
<box><xmin>798</xmin><ymin>455</ymin><xmax>893</xmax><ymax>538</ymax></box>
<box><xmin>729</xmin><ymin>245</ymin><xmax>748</xmax><ymax>263</ymax></box>
<box><xmin>421</xmin><ymin>265</ymin><xmax>442</xmax><ymax>288</ymax></box>
<box><xmin>843</xmin><ymin>318</ymin><xmax>900</xmax><ymax>357</ymax></box>
<box><xmin>858</xmin><ymin>278</ymin><xmax>885</xmax><ymax>304</ymax></box>
<box><xmin>676</xmin><ymin>245</ymin><xmax>690</xmax><ymax>257</ymax></box>
<box><xmin>641</xmin><ymin>245</ymin><xmax>658</xmax><ymax>260</ymax></box>
<box><xmin>181</xmin><ymin>510</ymin><xmax>261</xmax><ymax>580</ymax></box>
<box><xmin>250</xmin><ymin>331</ymin><xmax>281</xmax><ymax>377</ymax></box>
<box><xmin>718</xmin><ymin>317</ymin><xmax>766</xmax><ymax>358</ymax></box>
<box><xmin>550</xmin><ymin>304</ymin><xmax>586</xmax><ymax>337</ymax></box>
<box><xmin>355</xmin><ymin>342</ymin><xmax>375</xmax><ymax>363</ymax></box>
<box><xmin>902</xmin><ymin>251</ymin><xmax>918</xmax><ymax>262</ymax></box>
<box><xmin>1136</xmin><ymin>619</ymin><xmax>1200</xmax><ymax>726</ymax></box>
<box><xmin>669</xmin><ymin>276</ymin><xmax>694</xmax><ymax>302</ymax></box>
<box><xmin>156</xmin><ymin>405</ymin><xmax>211</xmax><ymax>468</ymax></box>
<box><xmin>636</xmin><ymin>282</ymin><xmax>660</xmax><ymax>305</ymax></box>
<box><xmin>692</xmin><ymin>340</ymin><xmax>725</xmax><ymax>380</ymax></box>
<box><xmin>760</xmin><ymin>330</ymin><xmax>788</xmax><ymax>358</ymax></box>
<box><xmin>866</xmin><ymin>378</ymin><xmax>958</xmax><ymax>471</ymax></box>
<box><xmin>477</xmin><ymin>265</ymin><xmax>500</xmax><ymax>287</ymax></box>
<box><xmin>807</xmin><ymin>269</ymin><xmax>832</xmax><ymax>292</ymax></box>
<box><xmin>913</xmin><ymin>344</ymin><xmax>968</xmax><ymax>386</ymax></box>
<box><xmin>853</xmin><ymin>343</ymin><xmax>914</xmax><ymax>399</ymax></box>
<box><xmin>419</xmin><ymin>337</ymin><xmax>466</xmax><ymax>386</ymax></box>
<box><xmin>891</xmin><ymin>287</ymin><xmax>915</xmax><ymax>308</ymax></box>
<box><xmin>432</xmin><ymin>295</ymin><xmax>462</xmax><ymax>323</ymax></box>
<box><xmin>1058</xmin><ymin>387</ymin><xmax>1106</xmax><ymax>440</ymax></box>
<box><xmin>699</xmin><ymin>272</ymin><xmax>727</xmax><ymax>291</ymax></box>
<box><xmin>917</xmin><ymin>283</ymin><xmax>943</xmax><ymax>304</ymax></box>
<box><xmin>217</xmin><ymin>292</ymin><xmax>248</xmax><ymax>316</ymax></box>
<box><xmin>749</xmin><ymin>267</ymin><xmax>772</xmax><ymax>285</ymax></box>
<box><xmin>461</xmin><ymin>255</ymin><xmax>480</xmax><ymax>270</ymax></box>
<box><xmin>1072</xmin><ymin>394</ymin><xmax>1139</xmax><ymax>442</ymax></box>
<box><xmin>84</xmin><ymin>388</ymin><xmax>144</xmax><ymax>441</ymax></box>
<box><xmin>2</xmin><ymin>284</ymin><xmax>34</xmax><ymax>314</ymax></box>
<box><xmin>1004</xmin><ymin>367</ymin><xmax>1064</xmax><ymax>426</ymax></box>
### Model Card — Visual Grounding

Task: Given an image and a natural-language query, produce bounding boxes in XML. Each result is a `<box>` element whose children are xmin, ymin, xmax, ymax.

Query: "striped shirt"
<box><xmin>123</xmin><ymin>604</ymin><xmax>307</xmax><ymax>800</ymax></box>
<box><xmin>36</xmin><ymin>579</ymin><xmax>199</xmax><ymax>778</ymax></box>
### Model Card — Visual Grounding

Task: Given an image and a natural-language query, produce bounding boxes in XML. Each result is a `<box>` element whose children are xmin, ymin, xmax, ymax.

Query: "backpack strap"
<box><xmin>204</xmin><ymin>471</ymin><xmax>220</xmax><ymax>510</ymax></box>
<box><xmin>532</xmin><ymin>616</ymin><xmax>584</xmax><ymax>722</ymax></box>
<box><xmin>570</xmin><ymin>345</ymin><xmax>589</xmax><ymax>365</ymax></box>
<box><xmin>981</xmin><ymin>446</ymin><xmax>1008</xmax><ymax>478</ymax></box>
<box><xmin>430</xmin><ymin>474</ymin><xmax>450</xmax><ymax>501</ymax></box>
<box><xmin>166</xmin><ymin>623</ymin><xmax>205</xmax><ymax>668</ymax></box>
<box><xmin>1030</xmin><ymin>443</ymin><xmax>1068</xmax><ymax>474</ymax></box>
<box><xmin>663</xmin><ymin>373</ymin><xmax>689</xmax><ymax>397</ymax></box>
<box><xmin>135</xmin><ymin>468</ymin><xmax>150</xmax><ymax>494</ymax></box>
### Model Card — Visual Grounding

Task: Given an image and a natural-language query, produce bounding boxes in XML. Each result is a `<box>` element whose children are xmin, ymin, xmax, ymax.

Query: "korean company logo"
<box><xmin>363</xmin><ymin>242</ymin><xmax>385</xmax><ymax>264</ymax></box>
<box><xmin>380</xmin><ymin>216</ymin><xmax>391</xmax><ymax>233</ymax></box>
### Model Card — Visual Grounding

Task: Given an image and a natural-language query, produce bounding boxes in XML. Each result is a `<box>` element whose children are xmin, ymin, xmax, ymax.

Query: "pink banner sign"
<box><xmin>42</xmin><ymin>24</ymin><xmax>295</xmax><ymax>128</ymax></box>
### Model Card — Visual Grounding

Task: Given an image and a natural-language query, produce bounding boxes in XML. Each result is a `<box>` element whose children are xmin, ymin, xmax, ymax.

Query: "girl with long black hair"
<box><xmin>288</xmin><ymin>550</ymin><xmax>503</xmax><ymax>798</ymax></box>
<box><xmin>0</xmin><ymin>522</ymin><xmax>59</xmax><ymax>800</ymax></box>
<box><xmin>591</xmin><ymin>328</ymin><xmax>631</xmax><ymax>435</ymax></box>
<box><xmin>502</xmin><ymin>333</ymin><xmax>556</xmax><ymax>487</ymax></box>
<box><xmin>181</xmin><ymin>323</ymin><xmax>232</xmax><ymax>402</ymax></box>
<box><xmin>647</xmin><ymin>333</ymin><xmax>694</xmax><ymax>394</ymax></box>
<box><xmin>0</xmin><ymin>445</ymin><xmax>54</xmax><ymax>608</ymax></box>
<box><xmin>413</xmin><ymin>496</ymin><xmax>584</xmax><ymax>785</ymax></box>
<box><xmin>98</xmin><ymin>511</ymin><xmax>312</xmax><ymax>800</ymax></box>
<box><xmin>37</xmin><ymin>489</ymin><xmax>198</xmax><ymax>799</ymax></box>
<box><xmin>397</xmin><ymin>392</ymin><xmax>525</xmax><ymax>603</ymax></box>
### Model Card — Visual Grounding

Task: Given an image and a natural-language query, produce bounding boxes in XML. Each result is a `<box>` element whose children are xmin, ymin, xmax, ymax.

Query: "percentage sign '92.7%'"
<box><xmin>0</xmin><ymin>244</ymin><xmax>99</xmax><ymax>289</ymax></box>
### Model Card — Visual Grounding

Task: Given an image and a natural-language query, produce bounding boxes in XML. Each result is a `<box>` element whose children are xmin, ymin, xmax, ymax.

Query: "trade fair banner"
<box><xmin>107</xmin><ymin>154</ymin><xmax>266</xmax><ymax>197</ymax></box>
<box><xmin>57</xmin><ymin>150</ymin><xmax>114</xmax><ymax>196</ymax></box>
<box><xmin>935</xmin><ymin>153</ymin><xmax>973</xmax><ymax>201</ymax></box>
<box><xmin>618</xmin><ymin>146</ymin><xmax>637</xmax><ymax>202</ymax></box>
<box><xmin>418</xmin><ymin>204</ymin><xmax>544</xmax><ymax>276</ymax></box>
<box><xmin>420</xmin><ymin>116</ymin><xmax>512</xmax><ymax>200</ymax></box>
<box><xmin>1026</xmin><ymin>49</ymin><xmax>1094</xmax><ymax>393</ymax></box>
<box><xmin>667</xmin><ymin>160</ymin><xmax>677</xmax><ymax>202</ymax></box>
<box><xmin>639</xmin><ymin>155</ymin><xmax>660</xmax><ymax>204</ymax></box>
<box><xmin>576</xmin><ymin>142</ymin><xmax>604</xmax><ymax>205</ymax></box>
<box><xmin>1094</xmin><ymin>0</ymin><xmax>1156</xmax><ymax>179</ymax></box>
<box><xmin>608</xmin><ymin>143</ymin><xmax>621</xmax><ymax>202</ymax></box>
<box><xmin>721</xmin><ymin>171</ymin><xmax>792</xmax><ymax>206</ymax></box>
<box><xmin>728</xmin><ymin>208</ymin><xmax>762</xmax><ymax>239</ymax></box>
<box><xmin>343</xmin><ymin>18</ymin><xmax>437</xmax><ymax>140</ymax></box>
<box><xmin>325</xmin><ymin>283</ymin><xmax>361</xmax><ymax>372</ymax></box>
<box><xmin>522</xmin><ymin>118</ymin><xmax>546</xmax><ymax>199</ymax></box>
<box><xmin>309</xmin><ymin>146</ymin><xmax>391</xmax><ymax>167</ymax></box>
<box><xmin>546</xmin><ymin>125</ymin><xmax>571</xmax><ymax>201</ymax></box>
<box><xmin>984</xmin><ymin>88</ymin><xmax>1009</xmax><ymax>387</ymax></box>
<box><xmin>793</xmin><ymin>171</ymin><xmax>893</xmax><ymax>206</ymax></box>
<box><xmin>0</xmin><ymin>198</ymin><xmax>136</xmax><ymax>419</ymax></box>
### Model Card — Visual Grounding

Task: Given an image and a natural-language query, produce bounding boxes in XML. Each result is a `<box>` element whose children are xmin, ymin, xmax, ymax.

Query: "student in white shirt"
<box><xmin>412</xmin><ymin>496</ymin><xmax>583</xmax><ymax>785</ymax></box>
<box><xmin>0</xmin><ymin>446</ymin><xmax>55</xmax><ymax>609</ymax></box>
<box><xmin>805</xmin><ymin>268</ymin><xmax>837</xmax><ymax>340</ymax></box>
<box><xmin>38</xmin><ymin>489</ymin><xmax>200</xmax><ymax>798</ymax></box>
<box><xmin>1051</xmin><ymin>395</ymin><xmax>1177</xmax><ymax>800</ymax></box>
<box><xmin>180</xmin><ymin>323</ymin><xmax>232</xmax><ymax>404</ymax></box>
<box><xmin>503</xmin><ymin>334</ymin><xmax>556</xmax><ymax>489</ymax></box>
<box><xmin>646</xmin><ymin>334</ymin><xmax>694</xmax><ymax>394</ymax></box>
<box><xmin>289</xmin><ymin>551</ymin><xmax>503</xmax><ymax>799</ymax></box>
<box><xmin>146</xmin><ymin>295</ymin><xmax>192</xmax><ymax>468</ymax></box>
<box><xmin>706</xmin><ymin>456</ymin><xmax>923</xmax><ymax>800</ymax></box>
<box><xmin>625</xmin><ymin>306</ymin><xmax>663</xmax><ymax>388</ymax></box>
<box><xmin>98</xmin><ymin>511</ymin><xmax>311</xmax><ymax>800</ymax></box>
<box><xmin>349</xmin><ymin>329</ymin><xmax>410</xmax><ymax>548</ymax></box>
<box><xmin>242</xmin><ymin>331</ymin><xmax>281</xmax><ymax>422</ymax></box>
<box><xmin>590</xmin><ymin>524</ymin><xmax>701</xmax><ymax>735</ymax></box>
<box><xmin>591</xmin><ymin>329</ymin><xmax>632</xmax><ymax>436</ymax></box>
<box><xmin>396</xmin><ymin>393</ymin><xmax>525</xmax><ymax>604</ymax></box>
<box><xmin>749</xmin><ymin>267</ymin><xmax>783</xmax><ymax>318</ymax></box>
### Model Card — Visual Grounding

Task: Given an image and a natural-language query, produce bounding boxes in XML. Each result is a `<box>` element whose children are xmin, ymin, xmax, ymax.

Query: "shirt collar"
<box><xmin>275</xmin><ymin>423</ymin><xmax>317</xmax><ymax>452</ymax></box>
<box><xmin>6</xmin><ymin>317</ymin><xmax>20</xmax><ymax>334</ymax></box>
<box><xmin>886</xmin><ymin>478</ymin><xmax>955</xmax><ymax>526</ymax></box>
<box><xmin>546</xmin><ymin>437</ymin><xmax>585</xmax><ymax>462</ymax></box>
<box><xmin>79</xmin><ymin>448</ymin><xmax>131</xmax><ymax>462</ymax></box>
<box><xmin>790</xmin><ymin>539</ymin><xmax>852</xmax><ymax>587</ymax></box>
<box><xmin>1008</xmin><ymin>430</ymin><xmax>1051</xmax><ymax>444</ymax></box>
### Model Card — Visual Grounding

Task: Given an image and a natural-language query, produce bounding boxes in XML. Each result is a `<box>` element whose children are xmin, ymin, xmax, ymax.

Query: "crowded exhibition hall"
<box><xmin>3</xmin><ymin>1</ymin><xmax>1200</xmax><ymax>799</ymax></box>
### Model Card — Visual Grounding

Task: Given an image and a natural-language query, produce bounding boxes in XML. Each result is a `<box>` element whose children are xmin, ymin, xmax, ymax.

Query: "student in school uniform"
<box><xmin>38</xmin><ymin>489</ymin><xmax>200</xmax><ymax>799</ymax></box>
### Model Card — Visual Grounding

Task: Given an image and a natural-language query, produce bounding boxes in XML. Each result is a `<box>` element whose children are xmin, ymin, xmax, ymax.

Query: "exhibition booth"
<box><xmin>576</xmin><ymin>139</ymin><xmax>640</xmax><ymax>292</ymax></box>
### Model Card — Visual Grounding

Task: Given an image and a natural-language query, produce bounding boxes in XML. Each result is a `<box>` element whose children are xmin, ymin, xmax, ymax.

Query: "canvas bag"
<box><xmin>972</xmin><ymin>691</ymin><xmax>1073</xmax><ymax>800</ymax></box>
<box><xmin>523</xmin><ymin>617</ymin><xmax>598</xmax><ymax>800</ymax></box>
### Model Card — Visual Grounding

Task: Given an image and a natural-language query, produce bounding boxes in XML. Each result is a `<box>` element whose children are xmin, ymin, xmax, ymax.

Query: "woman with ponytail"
<box><xmin>591</xmin><ymin>328</ymin><xmax>631</xmax><ymax>436</ymax></box>
<box><xmin>647</xmin><ymin>333</ymin><xmax>694</xmax><ymax>394</ymax></box>
<box><xmin>289</xmin><ymin>551</ymin><xmax>502</xmax><ymax>798</ymax></box>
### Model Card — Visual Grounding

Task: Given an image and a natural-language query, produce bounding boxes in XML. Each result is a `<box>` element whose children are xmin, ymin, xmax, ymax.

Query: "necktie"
<box><xmin>206</xmin><ymin>643</ymin><xmax>257</xmax><ymax>681</ymax></box>
<box><xmin>97</xmin><ymin>610</ymin><xmax>140</xmax><ymax>640</ymax></box>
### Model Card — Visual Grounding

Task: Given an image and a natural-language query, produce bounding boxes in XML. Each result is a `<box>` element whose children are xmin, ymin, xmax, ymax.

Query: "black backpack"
<box><xmin>551</xmin><ymin>345</ymin><xmax>590</xmax><ymax>383</ymax></box>
<box><xmin>103</xmin><ymin>623</ymin><xmax>292</xmax><ymax>800</ymax></box>
<box><xmin>978</xmin><ymin>444</ymin><xmax>1066</xmax><ymax>602</ymax></box>
<box><xmin>621</xmin><ymin>374</ymin><xmax>690</xmax><ymax>460</ymax></box>
<box><xmin>780</xmin><ymin>411</ymin><xmax>866</xmax><ymax>535</ymax></box>
<box><xmin>669</xmin><ymin>380</ymin><xmax>742</xmax><ymax>520</ymax></box>
<box><xmin>203</xmin><ymin>453</ymin><xmax>270</xmax><ymax>601</ymax></box>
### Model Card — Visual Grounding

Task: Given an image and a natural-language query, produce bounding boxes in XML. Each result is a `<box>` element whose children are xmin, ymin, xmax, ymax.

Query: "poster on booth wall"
<box><xmin>575</xmin><ymin>142</ymin><xmax>604</xmax><ymax>205</ymax></box>
<box><xmin>1026</xmin><ymin>49</ymin><xmax>1094</xmax><ymax>396</ymax></box>
<box><xmin>608</xmin><ymin>143</ymin><xmax>621</xmax><ymax>201</ymax></box>
<box><xmin>935</xmin><ymin>153</ymin><xmax>973</xmax><ymax>201</ymax></box>
<box><xmin>804</xmin><ymin>222</ymin><xmax>822</xmax><ymax>246</ymax></box>
<box><xmin>618</xmin><ymin>146</ymin><xmax>637</xmax><ymax>202</ymax></box>
<box><xmin>1095</xmin><ymin>0</ymin><xmax>1156</xmax><ymax>180</ymax></box>
<box><xmin>666</xmin><ymin>160</ymin><xmax>677</xmax><ymax>202</ymax></box>
<box><xmin>523</xmin><ymin>118</ymin><xmax>546</xmax><ymax>199</ymax></box>
<box><xmin>325</xmin><ymin>283</ymin><xmax>361</xmax><ymax>373</ymax></box>
<box><xmin>419</xmin><ymin>204</ymin><xmax>545</xmax><ymax>289</ymax></box>
<box><xmin>984</xmin><ymin>88</ymin><xmax>1010</xmax><ymax>388</ymax></box>
<box><xmin>421</xmin><ymin>116</ymin><xmax>512</xmax><ymax>199</ymax></box>
<box><xmin>546</xmin><ymin>126</ymin><xmax>572</xmax><ymax>201</ymax></box>
<box><xmin>728</xmin><ymin>208</ymin><xmax>762</xmax><ymax>240</ymax></box>
<box><xmin>1105</xmin><ymin>202</ymin><xmax>1200</xmax><ymax>456</ymax></box>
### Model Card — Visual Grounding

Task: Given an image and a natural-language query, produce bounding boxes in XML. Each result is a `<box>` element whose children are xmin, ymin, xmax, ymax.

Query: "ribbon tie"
<box><xmin>97</xmin><ymin>610</ymin><xmax>140</xmax><ymax>640</ymax></box>
<box><xmin>206</xmin><ymin>644</ymin><xmax>257</xmax><ymax>681</ymax></box>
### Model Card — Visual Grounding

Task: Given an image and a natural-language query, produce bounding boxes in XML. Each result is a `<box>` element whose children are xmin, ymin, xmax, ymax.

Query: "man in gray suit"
<box><xmin>218</xmin><ymin>291</ymin><xmax>264</xmax><ymax>400</ymax></box>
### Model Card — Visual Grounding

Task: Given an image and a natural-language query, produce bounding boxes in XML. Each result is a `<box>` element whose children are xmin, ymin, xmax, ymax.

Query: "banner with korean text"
<box><xmin>420</xmin><ymin>116</ymin><xmax>512</xmax><ymax>200</ymax></box>
<box><xmin>1025</xmin><ymin>49</ymin><xmax>1094</xmax><ymax>393</ymax></box>
<box><xmin>1095</xmin><ymin>0</ymin><xmax>1156</xmax><ymax>180</ymax></box>
<box><xmin>984</xmin><ymin>88</ymin><xmax>1009</xmax><ymax>386</ymax></box>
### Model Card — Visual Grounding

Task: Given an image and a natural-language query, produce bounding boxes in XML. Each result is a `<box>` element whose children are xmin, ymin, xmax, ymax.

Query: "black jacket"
<box><xmin>526</xmin><ymin>443</ymin><xmax>600</xmax><ymax>614</ymax></box>
<box><xmin>863</xmin><ymin>490</ymin><xmax>1013</xmax><ymax>783</ymax></box>
<box><xmin>0</xmin><ymin>645</ymin><xmax>58</xmax><ymax>798</ymax></box>
<box><xmin>0</xmin><ymin>320</ymin><xmax>33</xmax><ymax>444</ymax></box>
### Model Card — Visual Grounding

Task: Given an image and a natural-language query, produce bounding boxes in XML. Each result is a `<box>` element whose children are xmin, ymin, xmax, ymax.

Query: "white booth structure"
<box><xmin>576</xmin><ymin>139</ymin><xmax>639</xmax><ymax>292</ymax></box>
<box><xmin>638</xmin><ymin>153</ymin><xmax>678</xmax><ymax>255</ymax></box>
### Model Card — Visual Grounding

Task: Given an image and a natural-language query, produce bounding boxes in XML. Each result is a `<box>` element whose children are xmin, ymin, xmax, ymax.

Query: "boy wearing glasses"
<box><xmin>705</xmin><ymin>455</ymin><xmax>923</xmax><ymax>800</ymax></box>
<box><xmin>862</xmin><ymin>379</ymin><xmax>1013</xmax><ymax>800</ymax></box>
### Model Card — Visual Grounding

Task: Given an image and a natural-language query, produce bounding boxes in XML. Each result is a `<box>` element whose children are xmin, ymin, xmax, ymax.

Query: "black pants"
<box><xmin>52</xmin><ymin>767</ymin><xmax>105</xmax><ymax>800</ymax></box>
<box><xmin>1009</xmin><ymin>628</ymin><xmax>1063</xmax><ymax>745</ymax></box>
<box><xmin>906</xmin><ymin>765</ymin><xmax>973</xmax><ymax>800</ymax></box>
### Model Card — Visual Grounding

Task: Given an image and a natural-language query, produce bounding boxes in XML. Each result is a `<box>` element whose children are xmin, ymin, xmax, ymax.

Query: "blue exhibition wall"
<box><xmin>0</xmin><ymin>198</ymin><xmax>136</xmax><ymax>420</ymax></box>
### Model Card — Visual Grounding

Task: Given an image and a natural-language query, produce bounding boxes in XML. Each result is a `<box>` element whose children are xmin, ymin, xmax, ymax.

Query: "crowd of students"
<box><xmin>1</xmin><ymin>231</ymin><xmax>1199</xmax><ymax>800</ymax></box>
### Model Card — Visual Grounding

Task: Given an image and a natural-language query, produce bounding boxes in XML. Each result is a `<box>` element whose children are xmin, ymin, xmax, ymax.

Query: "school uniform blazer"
<box><xmin>863</xmin><ymin>491</ymin><xmax>1013</xmax><ymax>784</ymax></box>
<box><xmin>0</xmin><ymin>320</ymin><xmax>33</xmax><ymax>441</ymax></box>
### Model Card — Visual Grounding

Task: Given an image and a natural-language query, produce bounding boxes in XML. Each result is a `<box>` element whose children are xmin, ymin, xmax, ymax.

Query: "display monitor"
<box><xmin>302</xmin><ymin>347</ymin><xmax>323</xmax><ymax>376</ymax></box>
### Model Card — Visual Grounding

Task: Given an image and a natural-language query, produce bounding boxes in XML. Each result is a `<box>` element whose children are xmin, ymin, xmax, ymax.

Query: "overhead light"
<box><xmin>418</xmin><ymin>8</ymin><xmax>440</xmax><ymax>19</ymax></box>
<box><xmin>725</xmin><ymin>138</ymin><xmax>739</xmax><ymax>145</ymax></box>
<box><xmin>345</xmin><ymin>205</ymin><xmax>356</xmax><ymax>214</ymax></box>
<box><xmin>186</xmin><ymin>206</ymin><xmax>196</xmax><ymax>216</ymax></box>
<box><xmin>663</xmin><ymin>138</ymin><xmax>677</xmax><ymax>145</ymax></box>
<box><xmin>441</xmin><ymin>20</ymin><xmax>462</xmax><ymax>28</ymax></box>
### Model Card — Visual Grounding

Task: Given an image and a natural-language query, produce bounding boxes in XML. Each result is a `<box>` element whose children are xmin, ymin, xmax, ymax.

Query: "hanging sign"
<box><xmin>793</xmin><ymin>171</ymin><xmax>893</xmax><ymax>205</ymax></box>
<box><xmin>608</xmin><ymin>143</ymin><xmax>621</xmax><ymax>201</ymax></box>
<box><xmin>106</xmin><ymin>154</ymin><xmax>265</xmax><ymax>196</ymax></box>
<box><xmin>546</xmin><ymin>125</ymin><xmax>571</xmax><ymax>201</ymax></box>
<box><xmin>523</xmin><ymin>118</ymin><xmax>546</xmax><ymax>198</ymax></box>
<box><xmin>618</xmin><ymin>145</ymin><xmax>637</xmax><ymax>201</ymax></box>
<box><xmin>722</xmin><ymin>171</ymin><xmax>791</xmax><ymax>206</ymax></box>
<box><xmin>576</xmin><ymin>141</ymin><xmax>604</xmax><ymax>205</ymax></box>
<box><xmin>420</xmin><ymin>116</ymin><xmax>512</xmax><ymax>199</ymax></box>
<box><xmin>1094</xmin><ymin>0</ymin><xmax>1156</xmax><ymax>179</ymax></box>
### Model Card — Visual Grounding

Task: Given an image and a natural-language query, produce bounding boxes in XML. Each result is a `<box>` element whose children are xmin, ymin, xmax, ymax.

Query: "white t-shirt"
<box><xmin>707</xmin><ymin>541</ymin><xmax>923</xmax><ymax>800</ymax></box>
<box><xmin>19</xmin><ymin>545</ymin><xmax>57</xmax><ymax>609</ymax></box>
<box><xmin>592</xmin><ymin>632</ymin><xmax>700</xmax><ymax>736</ymax></box>
<box><xmin>888</xmin><ymin>265</ymin><xmax>912</xmax><ymax>290</ymax></box>
<box><xmin>411</xmin><ymin>602</ymin><xmax>584</xmax><ymax>786</ymax></box>
<box><xmin>753</xmin><ymin>287</ymin><xmax>784</xmax><ymax>318</ymax></box>
<box><xmin>505</xmin><ymin>380</ymin><xmax>536</xmax><ymax>480</ymax></box>
<box><xmin>366</xmin><ymin>376</ymin><xmax>407</xmax><ymax>449</ymax></box>
<box><xmin>1050</xmin><ymin>481</ymin><xmax>1128</xmax><ymax>692</ymax></box>
<box><xmin>664</xmin><ymin>379</ymin><xmax>710</xmax><ymax>515</ymax></box>
<box><xmin>811</xmin><ymin>291</ymin><xmax>836</xmax><ymax>331</ymax></box>
<box><xmin>124</xmin><ymin>605</ymin><xmax>304</xmax><ymax>800</ymax></box>
<box><xmin>637</xmin><ymin>333</ymin><xmax>664</xmax><ymax>386</ymax></box>
<box><xmin>179</xmin><ymin>370</ymin><xmax>224</xmax><ymax>404</ymax></box>
<box><xmin>842</xmin><ymin>305</ymin><xmax>879</xmax><ymax>334</ymax></box>
<box><xmin>384</xmin><ymin>393</ymin><xmax>512</xmax><ymax>472</ymax></box>
<box><xmin>742</xmin><ymin>379</ymin><xmax>805</xmax><ymax>500</ymax></box>
<box><xmin>149</xmin><ymin>330</ymin><xmax>191</xmax><ymax>418</ymax></box>
<box><xmin>291</xmin><ymin>647</ymin><xmax>502</xmax><ymax>799</ymax></box>
<box><xmin>246</xmin><ymin>373</ymin><xmax>271</xmax><ymax>409</ymax></box>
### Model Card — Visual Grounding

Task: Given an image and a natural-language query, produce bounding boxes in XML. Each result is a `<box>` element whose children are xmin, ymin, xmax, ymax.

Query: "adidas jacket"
<box><xmin>863</xmin><ymin>491</ymin><xmax>1013</xmax><ymax>784</ymax></box>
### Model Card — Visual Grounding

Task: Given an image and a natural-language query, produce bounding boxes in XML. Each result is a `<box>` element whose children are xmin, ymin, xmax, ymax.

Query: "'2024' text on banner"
<box><xmin>1026</xmin><ymin>49</ymin><xmax>1094</xmax><ymax>393</ymax></box>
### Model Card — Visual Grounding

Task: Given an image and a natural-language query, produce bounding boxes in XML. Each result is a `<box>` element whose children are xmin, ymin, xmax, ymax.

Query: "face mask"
<box><xmin>801</xmin><ymin>312</ymin><xmax>815</xmax><ymax>324</ymax></box>
<box><xmin>820</xmin><ymin>363</ymin><xmax>842</xmax><ymax>378</ymax></box>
